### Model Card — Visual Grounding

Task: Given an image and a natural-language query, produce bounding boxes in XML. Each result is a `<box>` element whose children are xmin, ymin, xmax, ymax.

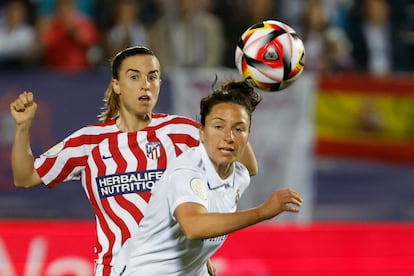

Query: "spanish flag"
<box><xmin>315</xmin><ymin>74</ymin><xmax>414</xmax><ymax>165</ymax></box>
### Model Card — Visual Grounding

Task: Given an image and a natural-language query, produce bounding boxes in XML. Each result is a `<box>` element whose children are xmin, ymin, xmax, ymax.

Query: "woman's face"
<box><xmin>200</xmin><ymin>102</ymin><xmax>250</xmax><ymax>174</ymax></box>
<box><xmin>112</xmin><ymin>54</ymin><xmax>161</xmax><ymax>118</ymax></box>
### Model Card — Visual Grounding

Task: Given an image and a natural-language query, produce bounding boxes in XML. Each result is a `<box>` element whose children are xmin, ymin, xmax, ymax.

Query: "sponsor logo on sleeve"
<box><xmin>42</xmin><ymin>142</ymin><xmax>64</xmax><ymax>157</ymax></box>
<box><xmin>190</xmin><ymin>178</ymin><xmax>208</xmax><ymax>200</ymax></box>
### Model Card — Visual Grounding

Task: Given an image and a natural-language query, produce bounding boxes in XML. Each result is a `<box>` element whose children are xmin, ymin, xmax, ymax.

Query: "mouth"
<box><xmin>219</xmin><ymin>147</ymin><xmax>234</xmax><ymax>154</ymax></box>
<box><xmin>138</xmin><ymin>95</ymin><xmax>150</xmax><ymax>103</ymax></box>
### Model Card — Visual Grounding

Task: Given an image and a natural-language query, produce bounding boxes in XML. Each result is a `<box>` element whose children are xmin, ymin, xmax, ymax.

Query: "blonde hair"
<box><xmin>98</xmin><ymin>83</ymin><xmax>120</xmax><ymax>122</ymax></box>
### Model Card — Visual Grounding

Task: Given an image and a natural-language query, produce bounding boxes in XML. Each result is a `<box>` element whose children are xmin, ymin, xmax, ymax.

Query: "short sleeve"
<box><xmin>34</xmin><ymin>125</ymin><xmax>100</xmax><ymax>186</ymax></box>
<box><xmin>167</xmin><ymin>168</ymin><xmax>209</xmax><ymax>219</ymax></box>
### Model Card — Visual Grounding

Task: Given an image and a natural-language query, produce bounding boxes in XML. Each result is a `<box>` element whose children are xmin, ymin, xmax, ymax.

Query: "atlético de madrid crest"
<box><xmin>146</xmin><ymin>142</ymin><xmax>161</xmax><ymax>159</ymax></box>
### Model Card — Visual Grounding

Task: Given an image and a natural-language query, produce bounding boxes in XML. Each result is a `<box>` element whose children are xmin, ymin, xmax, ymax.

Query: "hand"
<box><xmin>207</xmin><ymin>259</ymin><xmax>216</xmax><ymax>276</ymax></box>
<box><xmin>10</xmin><ymin>91</ymin><xmax>38</xmax><ymax>126</ymax></box>
<box><xmin>259</xmin><ymin>188</ymin><xmax>303</xmax><ymax>220</ymax></box>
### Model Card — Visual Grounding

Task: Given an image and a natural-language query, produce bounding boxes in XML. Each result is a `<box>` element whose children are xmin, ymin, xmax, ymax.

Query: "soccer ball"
<box><xmin>235</xmin><ymin>20</ymin><xmax>306</xmax><ymax>92</ymax></box>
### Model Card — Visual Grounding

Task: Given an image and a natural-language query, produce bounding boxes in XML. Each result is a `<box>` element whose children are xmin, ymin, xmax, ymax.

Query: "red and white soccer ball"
<box><xmin>235</xmin><ymin>20</ymin><xmax>306</xmax><ymax>92</ymax></box>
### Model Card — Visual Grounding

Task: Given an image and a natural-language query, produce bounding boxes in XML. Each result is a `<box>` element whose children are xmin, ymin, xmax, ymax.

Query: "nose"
<box><xmin>224</xmin><ymin>128</ymin><xmax>234</xmax><ymax>142</ymax></box>
<box><xmin>141</xmin><ymin>76</ymin><xmax>150</xmax><ymax>90</ymax></box>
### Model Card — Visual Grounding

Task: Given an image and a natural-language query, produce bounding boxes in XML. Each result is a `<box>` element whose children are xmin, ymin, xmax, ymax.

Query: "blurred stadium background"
<box><xmin>1</xmin><ymin>69</ymin><xmax>413</xmax><ymax>276</ymax></box>
<box><xmin>1</xmin><ymin>0</ymin><xmax>414</xmax><ymax>275</ymax></box>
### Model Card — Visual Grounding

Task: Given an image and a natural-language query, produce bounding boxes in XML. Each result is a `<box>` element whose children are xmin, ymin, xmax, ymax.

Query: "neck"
<box><xmin>116</xmin><ymin>113</ymin><xmax>151</xmax><ymax>132</ymax></box>
<box><xmin>217</xmin><ymin>163</ymin><xmax>233</xmax><ymax>179</ymax></box>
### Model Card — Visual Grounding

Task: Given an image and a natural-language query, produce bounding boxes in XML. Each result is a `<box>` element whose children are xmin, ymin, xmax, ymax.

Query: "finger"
<box><xmin>12</xmin><ymin>92</ymin><xmax>35</xmax><ymax>112</ymax></box>
<box><xmin>285</xmin><ymin>204</ymin><xmax>300</xmax><ymax>213</ymax></box>
<box><xmin>19</xmin><ymin>92</ymin><xmax>34</xmax><ymax>107</ymax></box>
<box><xmin>287</xmin><ymin>189</ymin><xmax>303</xmax><ymax>203</ymax></box>
<box><xmin>207</xmin><ymin>260</ymin><xmax>216</xmax><ymax>276</ymax></box>
<box><xmin>11</xmin><ymin>100</ymin><xmax>26</xmax><ymax>112</ymax></box>
<box><xmin>293</xmin><ymin>194</ymin><xmax>303</xmax><ymax>204</ymax></box>
<box><xmin>26</xmin><ymin>91</ymin><xmax>34</xmax><ymax>104</ymax></box>
<box><xmin>285</xmin><ymin>198</ymin><xmax>302</xmax><ymax>208</ymax></box>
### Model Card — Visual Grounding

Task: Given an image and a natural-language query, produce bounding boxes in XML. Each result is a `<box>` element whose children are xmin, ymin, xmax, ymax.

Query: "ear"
<box><xmin>112</xmin><ymin>79</ymin><xmax>121</xmax><ymax>95</ymax></box>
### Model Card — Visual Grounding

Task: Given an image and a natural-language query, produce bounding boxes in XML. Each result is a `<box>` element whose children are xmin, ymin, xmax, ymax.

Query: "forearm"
<box><xmin>176</xmin><ymin>189</ymin><xmax>302</xmax><ymax>240</ymax></box>
<box><xmin>11</xmin><ymin>125</ymin><xmax>41</xmax><ymax>188</ymax></box>
<box><xmin>176</xmin><ymin>204</ymin><xmax>265</xmax><ymax>240</ymax></box>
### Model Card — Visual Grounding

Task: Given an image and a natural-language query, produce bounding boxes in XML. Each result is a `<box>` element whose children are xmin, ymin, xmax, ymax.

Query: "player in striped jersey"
<box><xmin>10</xmin><ymin>46</ymin><xmax>258</xmax><ymax>276</ymax></box>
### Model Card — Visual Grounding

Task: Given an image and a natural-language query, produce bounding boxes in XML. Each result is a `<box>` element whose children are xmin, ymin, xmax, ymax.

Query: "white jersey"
<box><xmin>34</xmin><ymin>114</ymin><xmax>200</xmax><ymax>276</ymax></box>
<box><xmin>114</xmin><ymin>144</ymin><xmax>250</xmax><ymax>276</ymax></box>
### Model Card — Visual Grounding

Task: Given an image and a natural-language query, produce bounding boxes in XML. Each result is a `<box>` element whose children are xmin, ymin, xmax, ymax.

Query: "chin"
<box><xmin>217</xmin><ymin>157</ymin><xmax>236</xmax><ymax>166</ymax></box>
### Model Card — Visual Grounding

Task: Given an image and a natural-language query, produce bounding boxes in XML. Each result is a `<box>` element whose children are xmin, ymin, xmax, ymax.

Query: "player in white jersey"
<box><xmin>9</xmin><ymin>46</ymin><xmax>259</xmax><ymax>276</ymax></box>
<box><xmin>113</xmin><ymin>80</ymin><xmax>303</xmax><ymax>275</ymax></box>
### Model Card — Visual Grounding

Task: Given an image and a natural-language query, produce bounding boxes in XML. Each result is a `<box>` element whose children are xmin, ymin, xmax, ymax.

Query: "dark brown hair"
<box><xmin>199</xmin><ymin>80</ymin><xmax>261</xmax><ymax>128</ymax></box>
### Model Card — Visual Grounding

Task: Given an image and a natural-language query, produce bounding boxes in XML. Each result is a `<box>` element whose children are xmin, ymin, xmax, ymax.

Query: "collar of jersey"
<box><xmin>199</xmin><ymin>144</ymin><xmax>235</xmax><ymax>190</ymax></box>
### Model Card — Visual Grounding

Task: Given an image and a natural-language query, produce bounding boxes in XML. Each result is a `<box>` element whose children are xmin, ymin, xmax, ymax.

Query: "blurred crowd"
<box><xmin>0</xmin><ymin>0</ymin><xmax>413</xmax><ymax>75</ymax></box>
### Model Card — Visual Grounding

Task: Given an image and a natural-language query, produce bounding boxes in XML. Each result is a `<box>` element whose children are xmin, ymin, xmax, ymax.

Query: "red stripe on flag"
<box><xmin>316</xmin><ymin>138</ymin><xmax>414</xmax><ymax>165</ymax></box>
<box><xmin>318</xmin><ymin>73</ymin><xmax>414</xmax><ymax>95</ymax></box>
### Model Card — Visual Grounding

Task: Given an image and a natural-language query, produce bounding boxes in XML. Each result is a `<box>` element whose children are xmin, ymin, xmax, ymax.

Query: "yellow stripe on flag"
<box><xmin>315</xmin><ymin>74</ymin><xmax>414</xmax><ymax>164</ymax></box>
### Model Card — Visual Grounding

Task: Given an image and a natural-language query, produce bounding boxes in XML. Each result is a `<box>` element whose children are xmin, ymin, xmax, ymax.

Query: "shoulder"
<box><xmin>77</xmin><ymin>120</ymin><xmax>118</xmax><ymax>134</ymax></box>
<box><xmin>234</xmin><ymin>161</ymin><xmax>251</xmax><ymax>190</ymax></box>
<box><xmin>151</xmin><ymin>113</ymin><xmax>199</xmax><ymax>127</ymax></box>
<box><xmin>153</xmin><ymin>113</ymin><xmax>198</xmax><ymax>122</ymax></box>
<box><xmin>170</xmin><ymin>147</ymin><xmax>203</xmax><ymax>171</ymax></box>
<box><xmin>235</xmin><ymin>161</ymin><xmax>250</xmax><ymax>179</ymax></box>
<box><xmin>64</xmin><ymin>120</ymin><xmax>119</xmax><ymax>144</ymax></box>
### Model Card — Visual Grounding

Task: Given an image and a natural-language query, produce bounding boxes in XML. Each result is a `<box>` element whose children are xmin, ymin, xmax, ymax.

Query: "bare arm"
<box><xmin>237</xmin><ymin>142</ymin><xmax>258</xmax><ymax>176</ymax></box>
<box><xmin>174</xmin><ymin>188</ymin><xmax>302</xmax><ymax>240</ymax></box>
<box><xmin>10</xmin><ymin>92</ymin><xmax>42</xmax><ymax>188</ymax></box>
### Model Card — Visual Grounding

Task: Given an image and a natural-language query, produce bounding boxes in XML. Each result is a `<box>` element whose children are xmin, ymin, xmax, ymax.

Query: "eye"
<box><xmin>130</xmin><ymin>74</ymin><xmax>139</xmax><ymax>80</ymax></box>
<box><xmin>234</xmin><ymin>127</ymin><xmax>246</xmax><ymax>134</ymax></box>
<box><xmin>234</xmin><ymin>125</ymin><xmax>247</xmax><ymax>133</ymax></box>
<box><xmin>148</xmin><ymin>73</ymin><xmax>159</xmax><ymax>81</ymax></box>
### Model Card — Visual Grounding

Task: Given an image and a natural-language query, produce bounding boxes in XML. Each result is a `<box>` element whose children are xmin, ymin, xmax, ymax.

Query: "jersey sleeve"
<box><xmin>167</xmin><ymin>168</ymin><xmax>208</xmax><ymax>220</ymax></box>
<box><xmin>167</xmin><ymin>115</ymin><xmax>200</xmax><ymax>155</ymax></box>
<box><xmin>34</xmin><ymin>124</ymin><xmax>111</xmax><ymax>187</ymax></box>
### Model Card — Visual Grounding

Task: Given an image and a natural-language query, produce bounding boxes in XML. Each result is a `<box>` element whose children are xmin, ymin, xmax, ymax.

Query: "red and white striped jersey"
<box><xmin>34</xmin><ymin>114</ymin><xmax>200</xmax><ymax>276</ymax></box>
